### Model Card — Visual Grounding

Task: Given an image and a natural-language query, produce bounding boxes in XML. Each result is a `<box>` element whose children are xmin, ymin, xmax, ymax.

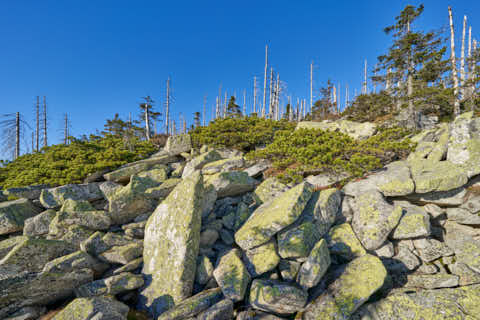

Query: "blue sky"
<box><xmin>0</xmin><ymin>0</ymin><xmax>479</xmax><ymax>157</ymax></box>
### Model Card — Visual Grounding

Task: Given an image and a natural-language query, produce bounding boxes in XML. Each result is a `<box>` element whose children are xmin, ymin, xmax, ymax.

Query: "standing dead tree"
<box><xmin>1</xmin><ymin>112</ymin><xmax>31</xmax><ymax>160</ymax></box>
<box><xmin>35</xmin><ymin>96</ymin><xmax>39</xmax><ymax>151</ymax></box>
<box><xmin>42</xmin><ymin>96</ymin><xmax>48</xmax><ymax>148</ymax></box>
<box><xmin>448</xmin><ymin>6</ymin><xmax>461</xmax><ymax>116</ymax></box>
<box><xmin>165</xmin><ymin>77</ymin><xmax>171</xmax><ymax>135</ymax></box>
<box><xmin>460</xmin><ymin>15</ymin><xmax>467</xmax><ymax>100</ymax></box>
<box><xmin>253</xmin><ymin>76</ymin><xmax>257</xmax><ymax>114</ymax></box>
<box><xmin>262</xmin><ymin>45</ymin><xmax>268</xmax><ymax>118</ymax></box>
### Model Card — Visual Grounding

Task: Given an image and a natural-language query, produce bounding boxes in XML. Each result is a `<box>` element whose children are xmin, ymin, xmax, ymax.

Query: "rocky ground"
<box><xmin>0</xmin><ymin>112</ymin><xmax>480</xmax><ymax>320</ymax></box>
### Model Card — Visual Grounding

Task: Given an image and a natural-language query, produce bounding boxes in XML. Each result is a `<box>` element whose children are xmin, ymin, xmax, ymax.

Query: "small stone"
<box><xmin>99</xmin><ymin>242</ymin><xmax>143</xmax><ymax>265</ymax></box>
<box><xmin>157</xmin><ymin>288</ymin><xmax>223</xmax><ymax>320</ymax></box>
<box><xmin>374</xmin><ymin>241</ymin><xmax>394</xmax><ymax>258</ymax></box>
<box><xmin>196</xmin><ymin>255</ymin><xmax>214</xmax><ymax>285</ymax></box>
<box><xmin>404</xmin><ymin>274</ymin><xmax>459</xmax><ymax>289</ymax></box>
<box><xmin>278</xmin><ymin>260</ymin><xmax>301</xmax><ymax>282</ymax></box>
<box><xmin>196</xmin><ymin>299</ymin><xmax>234</xmax><ymax>320</ymax></box>
<box><xmin>75</xmin><ymin>272</ymin><xmax>144</xmax><ymax>297</ymax></box>
<box><xmin>200</xmin><ymin>229</ymin><xmax>219</xmax><ymax>248</ymax></box>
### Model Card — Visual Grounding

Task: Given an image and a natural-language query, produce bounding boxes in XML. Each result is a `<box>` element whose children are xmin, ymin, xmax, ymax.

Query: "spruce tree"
<box><xmin>193</xmin><ymin>111</ymin><xmax>201</xmax><ymax>128</ymax></box>
<box><xmin>226</xmin><ymin>96</ymin><xmax>242</xmax><ymax>118</ymax></box>
<box><xmin>137</xmin><ymin>96</ymin><xmax>161</xmax><ymax>140</ymax></box>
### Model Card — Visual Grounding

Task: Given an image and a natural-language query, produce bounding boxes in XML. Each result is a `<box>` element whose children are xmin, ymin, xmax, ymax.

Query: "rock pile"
<box><xmin>0</xmin><ymin>113</ymin><xmax>480</xmax><ymax>319</ymax></box>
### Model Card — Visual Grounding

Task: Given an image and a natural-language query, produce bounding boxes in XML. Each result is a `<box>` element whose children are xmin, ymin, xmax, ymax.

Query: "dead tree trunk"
<box><xmin>35</xmin><ymin>96</ymin><xmax>39</xmax><ymax>152</ymax></box>
<box><xmin>363</xmin><ymin>59</ymin><xmax>367</xmax><ymax>94</ymax></box>
<box><xmin>64</xmin><ymin>113</ymin><xmax>68</xmax><ymax>144</ymax></box>
<box><xmin>262</xmin><ymin>45</ymin><xmax>268</xmax><ymax>118</ymax></box>
<box><xmin>310</xmin><ymin>61</ymin><xmax>313</xmax><ymax>112</ymax></box>
<box><xmin>203</xmin><ymin>96</ymin><xmax>207</xmax><ymax>126</ymax></box>
<box><xmin>15</xmin><ymin>112</ymin><xmax>20</xmax><ymax>159</ymax></box>
<box><xmin>243</xmin><ymin>90</ymin><xmax>246</xmax><ymax>117</ymax></box>
<box><xmin>43</xmin><ymin>96</ymin><xmax>47</xmax><ymax>147</ymax></box>
<box><xmin>253</xmin><ymin>76</ymin><xmax>257</xmax><ymax>114</ymax></box>
<box><xmin>449</xmin><ymin>6</ymin><xmax>461</xmax><ymax>116</ymax></box>
<box><xmin>165</xmin><ymin>77</ymin><xmax>170</xmax><ymax>135</ymax></box>
<box><xmin>460</xmin><ymin>15</ymin><xmax>467</xmax><ymax>99</ymax></box>
<box><xmin>268</xmin><ymin>67</ymin><xmax>274</xmax><ymax>118</ymax></box>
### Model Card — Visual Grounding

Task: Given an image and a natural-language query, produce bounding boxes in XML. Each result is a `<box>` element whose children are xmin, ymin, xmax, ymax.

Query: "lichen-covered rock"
<box><xmin>235</xmin><ymin>182</ymin><xmax>314</xmax><ymax>250</ymax></box>
<box><xmin>4</xmin><ymin>305</ymin><xmax>47</xmax><ymax>320</ymax></box>
<box><xmin>249</xmin><ymin>279</ymin><xmax>308</xmax><ymax>315</ymax></box>
<box><xmin>302</xmin><ymin>189</ymin><xmax>342</xmax><ymax>237</ymax></box>
<box><xmin>243</xmin><ymin>160</ymin><xmax>270</xmax><ymax>178</ymax></box>
<box><xmin>75</xmin><ymin>272</ymin><xmax>144</xmax><ymax>297</ymax></box>
<box><xmin>4</xmin><ymin>185</ymin><xmax>47</xmax><ymax>200</ymax></box>
<box><xmin>0</xmin><ymin>237</ymin><xmax>72</xmax><ymax>272</ymax></box>
<box><xmin>277</xmin><ymin>222</ymin><xmax>320</xmax><ymax>259</ymax></box>
<box><xmin>297</xmin><ymin>239</ymin><xmax>330</xmax><ymax>289</ymax></box>
<box><xmin>49</xmin><ymin>210</ymin><xmax>111</xmax><ymax>235</ymax></box>
<box><xmin>80</xmin><ymin>231</ymin><xmax>136</xmax><ymax>256</ymax></box>
<box><xmin>205</xmin><ymin>171</ymin><xmax>257</xmax><ymax>198</ymax></box>
<box><xmin>351</xmin><ymin>190</ymin><xmax>403</xmax><ymax>250</ymax></box>
<box><xmin>137</xmin><ymin>164</ymin><xmax>170</xmax><ymax>184</ymax></box>
<box><xmin>157</xmin><ymin>288</ymin><xmax>224</xmax><ymax>320</ymax></box>
<box><xmin>144</xmin><ymin>178</ymin><xmax>182</xmax><ymax>199</ymax></box>
<box><xmin>354</xmin><ymin>284</ymin><xmax>480</xmax><ymax>320</ymax></box>
<box><xmin>99</xmin><ymin>241</ymin><xmax>143</xmax><ymax>265</ymax></box>
<box><xmin>196</xmin><ymin>255</ymin><xmax>214</xmax><ymax>285</ymax></box>
<box><xmin>213</xmin><ymin>249</ymin><xmax>251</xmax><ymax>302</ymax></box>
<box><xmin>296</xmin><ymin>120</ymin><xmax>377</xmax><ymax>140</ymax></box>
<box><xmin>98</xmin><ymin>181</ymin><xmax>122</xmax><ymax>201</ymax></box>
<box><xmin>108</xmin><ymin>175</ymin><xmax>157</xmax><ymax>225</ymax></box>
<box><xmin>0</xmin><ymin>235</ymin><xmax>27</xmax><ymax>260</ymax></box>
<box><xmin>446</xmin><ymin>207</ymin><xmax>480</xmax><ymax>225</ymax></box>
<box><xmin>112</xmin><ymin>257</ymin><xmax>143</xmax><ymax>275</ymax></box>
<box><xmin>52</xmin><ymin>296</ymin><xmax>129</xmax><ymax>320</ymax></box>
<box><xmin>450</xmin><ymin>262</ymin><xmax>480</xmax><ymax>286</ymax></box>
<box><xmin>302</xmin><ymin>254</ymin><xmax>386</xmax><ymax>320</ymax></box>
<box><xmin>165</xmin><ymin>134</ymin><xmax>192</xmax><ymax>156</ymax></box>
<box><xmin>122</xmin><ymin>220</ymin><xmax>146</xmax><ymax>239</ymax></box>
<box><xmin>42</xmin><ymin>250</ymin><xmax>108</xmax><ymax>274</ymax></box>
<box><xmin>405</xmin><ymin>186</ymin><xmax>467</xmax><ymax>206</ymax></box>
<box><xmin>391</xmin><ymin>204</ymin><xmax>431</xmax><ymax>239</ymax></box>
<box><xmin>60</xmin><ymin>199</ymin><xmax>95</xmax><ymax>212</ymax></box>
<box><xmin>447</xmin><ymin>111</ymin><xmax>480</xmax><ymax>178</ymax></box>
<box><xmin>40</xmin><ymin>183</ymin><xmax>103</xmax><ymax>209</ymax></box>
<box><xmin>408</xmin><ymin>159</ymin><xmax>468</xmax><ymax>193</ymax></box>
<box><xmin>279</xmin><ymin>260</ymin><xmax>301</xmax><ymax>282</ymax></box>
<box><xmin>306</xmin><ymin>172</ymin><xmax>350</xmax><ymax>188</ymax></box>
<box><xmin>252</xmin><ymin>177</ymin><xmax>289</xmax><ymax>205</ymax></box>
<box><xmin>138</xmin><ymin>171</ymin><xmax>204</xmax><ymax>317</ymax></box>
<box><xmin>326</xmin><ymin>223</ymin><xmax>366</xmax><ymax>261</ymax></box>
<box><xmin>197</xmin><ymin>299</ymin><xmax>234</xmax><ymax>320</ymax></box>
<box><xmin>0</xmin><ymin>199</ymin><xmax>41</xmax><ymax>235</ymax></box>
<box><xmin>445</xmin><ymin>222</ymin><xmax>480</xmax><ymax>274</ymax></box>
<box><xmin>200</xmin><ymin>229</ymin><xmax>219</xmax><ymax>248</ymax></box>
<box><xmin>403</xmin><ymin>274</ymin><xmax>459</xmax><ymax>289</ymax></box>
<box><xmin>202</xmin><ymin>157</ymin><xmax>245</xmax><ymax>175</ymax></box>
<box><xmin>244</xmin><ymin>240</ymin><xmax>280</xmax><ymax>277</ymax></box>
<box><xmin>0</xmin><ymin>269</ymin><xmax>93</xmax><ymax>318</ymax></box>
<box><xmin>58</xmin><ymin>225</ymin><xmax>96</xmax><ymax>250</ymax></box>
<box><xmin>182</xmin><ymin>150</ymin><xmax>222</xmax><ymax>178</ymax></box>
<box><xmin>383</xmin><ymin>244</ymin><xmax>420</xmax><ymax>272</ymax></box>
<box><xmin>374</xmin><ymin>241</ymin><xmax>394</xmax><ymax>258</ymax></box>
<box><xmin>412</xmin><ymin>237</ymin><xmax>454</xmax><ymax>263</ymax></box>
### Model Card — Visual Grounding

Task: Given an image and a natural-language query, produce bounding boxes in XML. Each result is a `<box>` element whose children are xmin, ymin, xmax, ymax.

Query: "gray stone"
<box><xmin>164</xmin><ymin>134</ymin><xmax>192</xmax><ymax>155</ymax></box>
<box><xmin>277</xmin><ymin>222</ymin><xmax>320</xmax><ymax>259</ymax></box>
<box><xmin>243</xmin><ymin>160</ymin><xmax>270</xmax><ymax>178</ymax></box>
<box><xmin>213</xmin><ymin>249</ymin><xmax>251</xmax><ymax>302</ymax></box>
<box><xmin>40</xmin><ymin>183</ymin><xmax>103</xmax><ymax>209</ymax></box>
<box><xmin>249</xmin><ymin>279</ymin><xmax>308</xmax><ymax>315</ymax></box>
<box><xmin>4</xmin><ymin>185</ymin><xmax>47</xmax><ymax>200</ymax></box>
<box><xmin>206</xmin><ymin>171</ymin><xmax>257</xmax><ymax>198</ymax></box>
<box><xmin>296</xmin><ymin>120</ymin><xmax>377</xmax><ymax>140</ymax></box>
<box><xmin>43</xmin><ymin>250</ymin><xmax>108</xmax><ymax>275</ymax></box>
<box><xmin>297</xmin><ymin>239</ymin><xmax>330</xmax><ymax>289</ymax></box>
<box><xmin>326</xmin><ymin>223</ymin><xmax>366</xmax><ymax>261</ymax></box>
<box><xmin>252</xmin><ymin>177</ymin><xmax>289</xmax><ymax>205</ymax></box>
<box><xmin>200</xmin><ymin>229</ymin><xmax>219</xmax><ymax>248</ymax></box>
<box><xmin>446</xmin><ymin>207</ymin><xmax>480</xmax><ymax>225</ymax></box>
<box><xmin>404</xmin><ymin>274</ymin><xmax>459</xmax><ymax>289</ymax></box>
<box><xmin>405</xmin><ymin>187</ymin><xmax>467</xmax><ymax>206</ymax></box>
<box><xmin>197</xmin><ymin>299</ymin><xmax>234</xmax><ymax>320</ymax></box>
<box><xmin>278</xmin><ymin>260</ymin><xmax>301</xmax><ymax>282</ymax></box>
<box><xmin>0</xmin><ymin>236</ymin><xmax>27</xmax><ymax>260</ymax></box>
<box><xmin>99</xmin><ymin>241</ymin><xmax>143</xmax><ymax>265</ymax></box>
<box><xmin>196</xmin><ymin>255</ymin><xmax>214</xmax><ymax>285</ymax></box>
<box><xmin>0</xmin><ymin>199</ymin><xmax>41</xmax><ymax>235</ymax></box>
<box><xmin>391</xmin><ymin>204</ymin><xmax>431</xmax><ymax>239</ymax></box>
<box><xmin>4</xmin><ymin>306</ymin><xmax>46</xmax><ymax>320</ymax></box>
<box><xmin>52</xmin><ymin>296</ymin><xmax>129</xmax><ymax>320</ymax></box>
<box><xmin>244</xmin><ymin>240</ymin><xmax>280</xmax><ymax>277</ymax></box>
<box><xmin>75</xmin><ymin>272</ymin><xmax>144</xmax><ymax>297</ymax></box>
<box><xmin>157</xmin><ymin>288</ymin><xmax>223</xmax><ymax>320</ymax></box>
<box><xmin>182</xmin><ymin>150</ymin><xmax>222</xmax><ymax>178</ymax></box>
<box><xmin>23</xmin><ymin>209</ymin><xmax>56</xmax><ymax>236</ymax></box>
<box><xmin>202</xmin><ymin>157</ymin><xmax>245</xmax><ymax>175</ymax></box>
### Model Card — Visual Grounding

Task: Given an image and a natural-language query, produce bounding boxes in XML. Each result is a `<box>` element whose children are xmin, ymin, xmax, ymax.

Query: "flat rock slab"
<box><xmin>40</xmin><ymin>183</ymin><xmax>103</xmax><ymax>209</ymax></box>
<box><xmin>138</xmin><ymin>171</ymin><xmax>204</xmax><ymax>317</ymax></box>
<box><xmin>302</xmin><ymin>254</ymin><xmax>386</xmax><ymax>320</ymax></box>
<box><xmin>296</xmin><ymin>120</ymin><xmax>377</xmax><ymax>140</ymax></box>
<box><xmin>52</xmin><ymin>296</ymin><xmax>129</xmax><ymax>320</ymax></box>
<box><xmin>0</xmin><ymin>199</ymin><xmax>41</xmax><ymax>235</ymax></box>
<box><xmin>205</xmin><ymin>171</ymin><xmax>257</xmax><ymax>198</ymax></box>
<box><xmin>157</xmin><ymin>288</ymin><xmax>223</xmax><ymax>320</ymax></box>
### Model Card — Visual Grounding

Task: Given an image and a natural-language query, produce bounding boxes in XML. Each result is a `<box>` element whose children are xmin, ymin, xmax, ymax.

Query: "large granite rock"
<box><xmin>52</xmin><ymin>296</ymin><xmax>129</xmax><ymax>320</ymax></box>
<box><xmin>391</xmin><ymin>203</ymin><xmax>431</xmax><ymax>239</ymax></box>
<box><xmin>182</xmin><ymin>150</ymin><xmax>222</xmax><ymax>178</ymax></box>
<box><xmin>213</xmin><ymin>249</ymin><xmax>251</xmax><ymax>302</ymax></box>
<box><xmin>3</xmin><ymin>185</ymin><xmax>47</xmax><ymax>200</ymax></box>
<box><xmin>202</xmin><ymin>157</ymin><xmax>245</xmax><ymax>175</ymax></box>
<box><xmin>40</xmin><ymin>184</ymin><xmax>103</xmax><ymax>209</ymax></box>
<box><xmin>302</xmin><ymin>254</ymin><xmax>386</xmax><ymax>320</ymax></box>
<box><xmin>296</xmin><ymin>120</ymin><xmax>377</xmax><ymax>140</ymax></box>
<box><xmin>164</xmin><ymin>134</ymin><xmax>192</xmax><ymax>156</ymax></box>
<box><xmin>138</xmin><ymin>171</ymin><xmax>205</xmax><ymax>317</ymax></box>
<box><xmin>157</xmin><ymin>288</ymin><xmax>223</xmax><ymax>320</ymax></box>
<box><xmin>277</xmin><ymin>222</ymin><xmax>320</xmax><ymax>259</ymax></box>
<box><xmin>297</xmin><ymin>239</ymin><xmax>330</xmax><ymax>289</ymax></box>
<box><xmin>252</xmin><ymin>177</ymin><xmax>289</xmax><ymax>205</ymax></box>
<box><xmin>351</xmin><ymin>190</ymin><xmax>403</xmax><ymax>250</ymax></box>
<box><xmin>408</xmin><ymin>159</ymin><xmax>468</xmax><ymax>194</ymax></box>
<box><xmin>235</xmin><ymin>182</ymin><xmax>314</xmax><ymax>250</ymax></box>
<box><xmin>0</xmin><ymin>199</ymin><xmax>41</xmax><ymax>235</ymax></box>
<box><xmin>244</xmin><ymin>240</ymin><xmax>280</xmax><ymax>277</ymax></box>
<box><xmin>326</xmin><ymin>223</ymin><xmax>366</xmax><ymax>261</ymax></box>
<box><xmin>249</xmin><ymin>279</ymin><xmax>308</xmax><ymax>315</ymax></box>
<box><xmin>103</xmin><ymin>155</ymin><xmax>178</xmax><ymax>183</ymax></box>
<box><xmin>205</xmin><ymin>171</ymin><xmax>257</xmax><ymax>198</ymax></box>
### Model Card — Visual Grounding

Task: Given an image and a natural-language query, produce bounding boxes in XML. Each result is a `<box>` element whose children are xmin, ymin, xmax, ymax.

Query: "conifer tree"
<box><xmin>226</xmin><ymin>96</ymin><xmax>242</xmax><ymax>118</ymax></box>
<box><xmin>194</xmin><ymin>111</ymin><xmax>201</xmax><ymax>128</ymax></box>
<box><xmin>137</xmin><ymin>96</ymin><xmax>161</xmax><ymax>141</ymax></box>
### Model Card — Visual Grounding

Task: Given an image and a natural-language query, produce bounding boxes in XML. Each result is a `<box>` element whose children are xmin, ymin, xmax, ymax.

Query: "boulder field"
<box><xmin>0</xmin><ymin>113</ymin><xmax>480</xmax><ymax>319</ymax></box>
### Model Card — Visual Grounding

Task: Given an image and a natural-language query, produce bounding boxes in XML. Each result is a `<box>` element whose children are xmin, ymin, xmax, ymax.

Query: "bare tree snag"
<box><xmin>262</xmin><ymin>45</ymin><xmax>268</xmax><ymax>118</ymax></box>
<box><xmin>460</xmin><ymin>15</ymin><xmax>467</xmax><ymax>99</ymax></box>
<box><xmin>449</xmin><ymin>6</ymin><xmax>461</xmax><ymax>116</ymax></box>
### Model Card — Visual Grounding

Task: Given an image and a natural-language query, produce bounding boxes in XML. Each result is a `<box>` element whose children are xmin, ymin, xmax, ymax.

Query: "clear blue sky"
<box><xmin>0</xmin><ymin>0</ymin><xmax>479</xmax><ymax>157</ymax></box>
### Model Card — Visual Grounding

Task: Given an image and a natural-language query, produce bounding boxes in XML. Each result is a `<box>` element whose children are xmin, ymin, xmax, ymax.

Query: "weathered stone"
<box><xmin>4</xmin><ymin>306</ymin><xmax>46</xmax><ymax>320</ymax></box>
<box><xmin>112</xmin><ymin>257</ymin><xmax>143</xmax><ymax>275</ymax></box>
<box><xmin>43</xmin><ymin>250</ymin><xmax>108</xmax><ymax>275</ymax></box>
<box><xmin>52</xmin><ymin>296</ymin><xmax>129</xmax><ymax>320</ymax></box>
<box><xmin>235</xmin><ymin>182</ymin><xmax>314</xmax><ymax>250</ymax></box>
<box><xmin>306</xmin><ymin>172</ymin><xmax>350</xmax><ymax>188</ymax></box>
<box><xmin>450</xmin><ymin>262</ymin><xmax>480</xmax><ymax>286</ymax></box>
<box><xmin>219</xmin><ymin>228</ymin><xmax>234</xmax><ymax>245</ymax></box>
<box><xmin>252</xmin><ymin>177</ymin><xmax>289</xmax><ymax>205</ymax></box>
<box><xmin>60</xmin><ymin>199</ymin><xmax>95</xmax><ymax>212</ymax></box>
<box><xmin>182</xmin><ymin>150</ymin><xmax>222</xmax><ymax>178</ymax></box>
<box><xmin>234</xmin><ymin>202</ymin><xmax>252</xmax><ymax>231</ymax></box>
<box><xmin>157</xmin><ymin>288</ymin><xmax>223</xmax><ymax>320</ymax></box>
<box><xmin>279</xmin><ymin>260</ymin><xmax>301</xmax><ymax>282</ymax></box>
<box><xmin>200</xmin><ymin>229</ymin><xmax>219</xmax><ymax>248</ymax></box>
<box><xmin>302</xmin><ymin>188</ymin><xmax>342</xmax><ymax>237</ymax></box>
<box><xmin>446</xmin><ymin>207</ymin><xmax>480</xmax><ymax>225</ymax></box>
<box><xmin>99</xmin><ymin>241</ymin><xmax>143</xmax><ymax>265</ymax></box>
<box><xmin>49</xmin><ymin>210</ymin><xmax>111</xmax><ymax>235</ymax></box>
<box><xmin>4</xmin><ymin>185</ymin><xmax>47</xmax><ymax>200</ymax></box>
<box><xmin>374</xmin><ymin>241</ymin><xmax>394</xmax><ymax>258</ymax></box>
<box><xmin>375</xmin><ymin>161</ymin><xmax>415</xmax><ymax>197</ymax></box>
<box><xmin>296</xmin><ymin>120</ymin><xmax>377</xmax><ymax>140</ymax></box>
<box><xmin>197</xmin><ymin>299</ymin><xmax>234</xmax><ymax>320</ymax></box>
<box><xmin>355</xmin><ymin>284</ymin><xmax>480</xmax><ymax>320</ymax></box>
<box><xmin>213</xmin><ymin>249</ymin><xmax>251</xmax><ymax>302</ymax></box>
<box><xmin>58</xmin><ymin>225</ymin><xmax>96</xmax><ymax>250</ymax></box>
<box><xmin>0</xmin><ymin>236</ymin><xmax>27</xmax><ymax>260</ymax></box>
<box><xmin>462</xmin><ymin>194</ymin><xmax>480</xmax><ymax>213</ymax></box>
<box><xmin>0</xmin><ymin>238</ymin><xmax>72</xmax><ymax>272</ymax></box>
<box><xmin>196</xmin><ymin>255</ymin><xmax>214</xmax><ymax>285</ymax></box>
<box><xmin>136</xmin><ymin>165</ymin><xmax>169</xmax><ymax>184</ymax></box>
<box><xmin>405</xmin><ymin>187</ymin><xmax>467</xmax><ymax>206</ymax></box>
<box><xmin>122</xmin><ymin>220</ymin><xmax>146</xmax><ymax>239</ymax></box>
<box><xmin>0</xmin><ymin>269</ymin><xmax>93</xmax><ymax>318</ymax></box>
<box><xmin>139</xmin><ymin>171</ymin><xmax>204</xmax><ymax>317</ymax></box>
<box><xmin>391</xmin><ymin>204</ymin><xmax>431</xmax><ymax>239</ymax></box>
<box><xmin>404</xmin><ymin>274</ymin><xmax>459</xmax><ymax>289</ymax></box>
<box><xmin>384</xmin><ymin>245</ymin><xmax>420</xmax><ymax>273</ymax></box>
<box><xmin>297</xmin><ymin>239</ymin><xmax>330</xmax><ymax>289</ymax></box>
<box><xmin>108</xmin><ymin>175</ymin><xmax>157</xmax><ymax>225</ymax></box>
<box><xmin>80</xmin><ymin>231</ymin><xmax>135</xmax><ymax>256</ymax></box>
<box><xmin>40</xmin><ymin>183</ymin><xmax>103</xmax><ymax>209</ymax></box>
<box><xmin>0</xmin><ymin>199</ymin><xmax>41</xmax><ymax>235</ymax></box>
<box><xmin>202</xmin><ymin>157</ymin><xmax>245</xmax><ymax>175</ymax></box>
<box><xmin>98</xmin><ymin>181</ymin><xmax>122</xmax><ymax>201</ymax></box>
<box><xmin>408</xmin><ymin>159</ymin><xmax>468</xmax><ymax>193</ymax></box>
<box><xmin>351</xmin><ymin>190</ymin><xmax>403</xmax><ymax>250</ymax></box>
<box><xmin>243</xmin><ymin>160</ymin><xmax>270</xmax><ymax>178</ymax></box>
<box><xmin>164</xmin><ymin>134</ymin><xmax>192</xmax><ymax>155</ymax></box>
<box><xmin>326</xmin><ymin>223</ymin><xmax>366</xmax><ymax>261</ymax></box>
<box><xmin>144</xmin><ymin>178</ymin><xmax>182</xmax><ymax>199</ymax></box>
<box><xmin>249</xmin><ymin>279</ymin><xmax>308</xmax><ymax>315</ymax></box>
<box><xmin>303</xmin><ymin>254</ymin><xmax>386</xmax><ymax>320</ymax></box>
<box><xmin>278</xmin><ymin>222</ymin><xmax>320</xmax><ymax>259</ymax></box>
<box><xmin>423</xmin><ymin>203</ymin><xmax>445</xmax><ymax>218</ymax></box>
<box><xmin>244</xmin><ymin>240</ymin><xmax>280</xmax><ymax>277</ymax></box>
<box><xmin>447</xmin><ymin>111</ymin><xmax>480</xmax><ymax>177</ymax></box>
<box><xmin>75</xmin><ymin>272</ymin><xmax>144</xmax><ymax>297</ymax></box>
<box><xmin>206</xmin><ymin>171</ymin><xmax>257</xmax><ymax>198</ymax></box>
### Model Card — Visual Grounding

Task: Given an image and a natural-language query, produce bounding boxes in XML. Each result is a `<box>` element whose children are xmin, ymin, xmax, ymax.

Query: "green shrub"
<box><xmin>247</xmin><ymin>127</ymin><xmax>415</xmax><ymax>184</ymax></box>
<box><xmin>0</xmin><ymin>134</ymin><xmax>157</xmax><ymax>189</ymax></box>
<box><xmin>190</xmin><ymin>115</ymin><xmax>295</xmax><ymax>152</ymax></box>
